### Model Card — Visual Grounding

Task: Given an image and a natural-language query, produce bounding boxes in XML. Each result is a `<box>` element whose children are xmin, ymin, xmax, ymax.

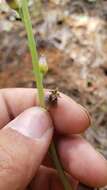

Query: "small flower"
<box><xmin>39</xmin><ymin>55</ymin><xmax>48</xmax><ymax>75</ymax></box>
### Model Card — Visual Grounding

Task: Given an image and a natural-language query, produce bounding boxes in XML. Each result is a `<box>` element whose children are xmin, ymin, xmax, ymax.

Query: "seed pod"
<box><xmin>6</xmin><ymin>0</ymin><xmax>21</xmax><ymax>10</ymax></box>
<box><xmin>45</xmin><ymin>88</ymin><xmax>60</xmax><ymax>108</ymax></box>
<box><xmin>39</xmin><ymin>56</ymin><xmax>48</xmax><ymax>75</ymax></box>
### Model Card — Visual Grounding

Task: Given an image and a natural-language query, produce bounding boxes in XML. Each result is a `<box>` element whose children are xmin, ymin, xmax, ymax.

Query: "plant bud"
<box><xmin>39</xmin><ymin>56</ymin><xmax>48</xmax><ymax>75</ymax></box>
<box><xmin>6</xmin><ymin>0</ymin><xmax>21</xmax><ymax>10</ymax></box>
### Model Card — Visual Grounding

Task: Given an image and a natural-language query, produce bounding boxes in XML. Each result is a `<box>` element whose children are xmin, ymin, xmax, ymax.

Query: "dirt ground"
<box><xmin>0</xmin><ymin>0</ymin><xmax>107</xmax><ymax>189</ymax></box>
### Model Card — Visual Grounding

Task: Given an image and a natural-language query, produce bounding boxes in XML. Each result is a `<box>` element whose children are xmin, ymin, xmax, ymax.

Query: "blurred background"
<box><xmin>0</xmin><ymin>1</ymin><xmax>107</xmax><ymax>189</ymax></box>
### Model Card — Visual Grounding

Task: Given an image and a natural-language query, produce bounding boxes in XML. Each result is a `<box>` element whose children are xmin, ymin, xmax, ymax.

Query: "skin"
<box><xmin>0</xmin><ymin>88</ymin><xmax>106</xmax><ymax>190</ymax></box>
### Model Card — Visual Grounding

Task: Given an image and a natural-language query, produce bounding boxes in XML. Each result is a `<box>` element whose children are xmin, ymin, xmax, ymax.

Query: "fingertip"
<box><xmin>58</xmin><ymin>136</ymin><xmax>107</xmax><ymax>187</ymax></box>
<box><xmin>0</xmin><ymin>88</ymin><xmax>90</xmax><ymax>135</ymax></box>
<box><xmin>49</xmin><ymin>93</ymin><xmax>90</xmax><ymax>135</ymax></box>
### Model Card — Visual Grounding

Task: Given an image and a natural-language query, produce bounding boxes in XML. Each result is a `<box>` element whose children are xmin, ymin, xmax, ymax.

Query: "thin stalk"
<box><xmin>21</xmin><ymin>0</ymin><xmax>45</xmax><ymax>107</ymax></box>
<box><xmin>50</xmin><ymin>141</ymin><xmax>72</xmax><ymax>190</ymax></box>
<box><xmin>21</xmin><ymin>1</ymin><xmax>72</xmax><ymax>189</ymax></box>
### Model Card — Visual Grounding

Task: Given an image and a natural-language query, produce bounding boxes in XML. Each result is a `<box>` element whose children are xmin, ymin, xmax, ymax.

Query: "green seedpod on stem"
<box><xmin>39</xmin><ymin>55</ymin><xmax>48</xmax><ymax>75</ymax></box>
<box><xmin>6</xmin><ymin>0</ymin><xmax>20</xmax><ymax>10</ymax></box>
<box><xmin>6</xmin><ymin>0</ymin><xmax>29</xmax><ymax>11</ymax></box>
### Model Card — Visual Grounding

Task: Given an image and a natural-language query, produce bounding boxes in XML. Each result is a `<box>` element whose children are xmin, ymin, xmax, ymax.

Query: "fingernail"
<box><xmin>6</xmin><ymin>107</ymin><xmax>53</xmax><ymax>139</ymax></box>
<box><xmin>78</xmin><ymin>104</ymin><xmax>91</xmax><ymax>126</ymax></box>
<box><xmin>83</xmin><ymin>108</ymin><xmax>91</xmax><ymax>126</ymax></box>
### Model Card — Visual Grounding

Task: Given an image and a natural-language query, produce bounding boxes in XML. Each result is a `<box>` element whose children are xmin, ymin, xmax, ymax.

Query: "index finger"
<box><xmin>0</xmin><ymin>88</ymin><xmax>90</xmax><ymax>135</ymax></box>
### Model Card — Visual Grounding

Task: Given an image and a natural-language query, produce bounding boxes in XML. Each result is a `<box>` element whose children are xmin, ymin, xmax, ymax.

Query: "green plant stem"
<box><xmin>21</xmin><ymin>1</ymin><xmax>72</xmax><ymax>189</ymax></box>
<box><xmin>50</xmin><ymin>141</ymin><xmax>72</xmax><ymax>190</ymax></box>
<box><xmin>21</xmin><ymin>0</ymin><xmax>45</xmax><ymax>108</ymax></box>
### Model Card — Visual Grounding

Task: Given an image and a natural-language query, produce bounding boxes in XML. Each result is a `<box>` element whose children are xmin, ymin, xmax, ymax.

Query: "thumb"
<box><xmin>0</xmin><ymin>107</ymin><xmax>53</xmax><ymax>190</ymax></box>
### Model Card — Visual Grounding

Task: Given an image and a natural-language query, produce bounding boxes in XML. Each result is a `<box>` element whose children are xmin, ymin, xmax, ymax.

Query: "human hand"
<box><xmin>0</xmin><ymin>88</ymin><xmax>106</xmax><ymax>190</ymax></box>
